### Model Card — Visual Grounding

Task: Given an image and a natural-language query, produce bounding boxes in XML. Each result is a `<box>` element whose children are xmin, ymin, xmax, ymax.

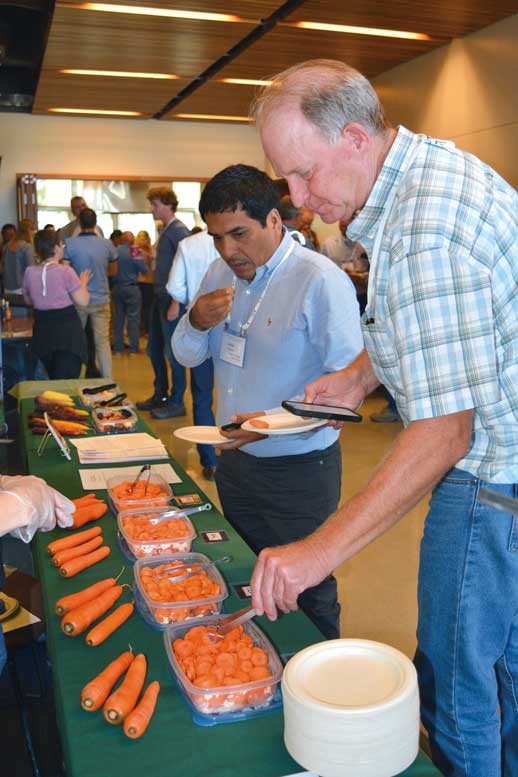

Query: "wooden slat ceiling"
<box><xmin>33</xmin><ymin>0</ymin><xmax>518</xmax><ymax>121</ymax></box>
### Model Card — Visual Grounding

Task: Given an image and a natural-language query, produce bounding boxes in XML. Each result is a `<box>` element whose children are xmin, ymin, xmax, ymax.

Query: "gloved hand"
<box><xmin>0</xmin><ymin>475</ymin><xmax>75</xmax><ymax>542</ymax></box>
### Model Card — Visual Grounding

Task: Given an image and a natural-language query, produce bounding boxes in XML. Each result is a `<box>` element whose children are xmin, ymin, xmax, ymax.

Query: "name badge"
<box><xmin>220</xmin><ymin>331</ymin><xmax>246</xmax><ymax>367</ymax></box>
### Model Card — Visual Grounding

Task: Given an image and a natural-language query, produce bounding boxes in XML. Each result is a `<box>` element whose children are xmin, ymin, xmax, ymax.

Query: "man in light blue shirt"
<box><xmin>64</xmin><ymin>208</ymin><xmax>117</xmax><ymax>377</ymax></box>
<box><xmin>173</xmin><ymin>164</ymin><xmax>363</xmax><ymax>638</ymax></box>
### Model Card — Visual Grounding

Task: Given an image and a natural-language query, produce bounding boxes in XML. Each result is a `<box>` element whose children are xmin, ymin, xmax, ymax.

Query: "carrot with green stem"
<box><xmin>59</xmin><ymin>545</ymin><xmax>110</xmax><ymax>577</ymax></box>
<box><xmin>52</xmin><ymin>536</ymin><xmax>104</xmax><ymax>567</ymax></box>
<box><xmin>54</xmin><ymin>569</ymin><xmax>123</xmax><ymax>616</ymax></box>
<box><xmin>61</xmin><ymin>584</ymin><xmax>126</xmax><ymax>635</ymax></box>
<box><xmin>103</xmin><ymin>653</ymin><xmax>147</xmax><ymax>725</ymax></box>
<box><xmin>123</xmin><ymin>680</ymin><xmax>160</xmax><ymax>739</ymax></box>
<box><xmin>81</xmin><ymin>650</ymin><xmax>134</xmax><ymax>711</ymax></box>
<box><xmin>85</xmin><ymin>602</ymin><xmax>134</xmax><ymax>647</ymax></box>
<box><xmin>47</xmin><ymin>525</ymin><xmax>102</xmax><ymax>556</ymax></box>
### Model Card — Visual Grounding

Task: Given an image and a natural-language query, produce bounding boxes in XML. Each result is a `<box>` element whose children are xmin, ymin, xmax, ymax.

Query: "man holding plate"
<box><xmin>172</xmin><ymin>164</ymin><xmax>363</xmax><ymax>639</ymax></box>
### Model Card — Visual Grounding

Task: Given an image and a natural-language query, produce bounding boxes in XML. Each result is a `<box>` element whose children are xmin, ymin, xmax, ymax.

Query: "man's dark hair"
<box><xmin>110</xmin><ymin>229</ymin><xmax>123</xmax><ymax>240</ymax></box>
<box><xmin>1</xmin><ymin>223</ymin><xmax>16</xmax><ymax>239</ymax></box>
<box><xmin>199</xmin><ymin>165</ymin><xmax>280</xmax><ymax>227</ymax></box>
<box><xmin>34</xmin><ymin>229</ymin><xmax>60</xmax><ymax>261</ymax></box>
<box><xmin>146</xmin><ymin>187</ymin><xmax>178</xmax><ymax>211</ymax></box>
<box><xmin>44</xmin><ymin>223</ymin><xmax>55</xmax><ymax>230</ymax></box>
<box><xmin>79</xmin><ymin>208</ymin><xmax>97</xmax><ymax>230</ymax></box>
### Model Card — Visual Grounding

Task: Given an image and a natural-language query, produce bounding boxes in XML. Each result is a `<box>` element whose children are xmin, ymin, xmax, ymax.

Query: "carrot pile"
<box><xmin>80</xmin><ymin>651</ymin><xmax>160</xmax><ymax>739</ymax></box>
<box><xmin>54</xmin><ymin>570</ymin><xmax>133</xmax><ymax>646</ymax></box>
<box><xmin>120</xmin><ymin>513</ymin><xmax>192</xmax><ymax>558</ymax></box>
<box><xmin>47</xmin><ymin>524</ymin><xmax>110</xmax><ymax>578</ymax></box>
<box><xmin>111</xmin><ymin>480</ymin><xmax>169</xmax><ymax>510</ymax></box>
<box><xmin>172</xmin><ymin>624</ymin><xmax>274</xmax><ymax>712</ymax></box>
<box><xmin>139</xmin><ymin>561</ymin><xmax>221</xmax><ymax>624</ymax></box>
<box><xmin>69</xmin><ymin>494</ymin><xmax>108</xmax><ymax>529</ymax></box>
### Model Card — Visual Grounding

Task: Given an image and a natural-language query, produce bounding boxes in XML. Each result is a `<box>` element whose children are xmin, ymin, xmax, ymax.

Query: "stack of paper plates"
<box><xmin>282</xmin><ymin>639</ymin><xmax>419</xmax><ymax>777</ymax></box>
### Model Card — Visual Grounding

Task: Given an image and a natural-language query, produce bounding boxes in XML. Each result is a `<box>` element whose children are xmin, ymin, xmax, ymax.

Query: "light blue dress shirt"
<box><xmin>173</xmin><ymin>229</ymin><xmax>363</xmax><ymax>457</ymax></box>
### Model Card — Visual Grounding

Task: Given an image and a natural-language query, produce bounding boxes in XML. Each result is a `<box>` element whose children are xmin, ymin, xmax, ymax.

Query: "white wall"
<box><xmin>373</xmin><ymin>14</ymin><xmax>518</xmax><ymax>188</ymax></box>
<box><xmin>0</xmin><ymin>114</ymin><xmax>264</xmax><ymax>224</ymax></box>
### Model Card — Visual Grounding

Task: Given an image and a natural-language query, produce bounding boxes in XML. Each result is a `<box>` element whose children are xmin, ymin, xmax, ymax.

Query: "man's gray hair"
<box><xmin>251</xmin><ymin>59</ymin><xmax>386</xmax><ymax>143</ymax></box>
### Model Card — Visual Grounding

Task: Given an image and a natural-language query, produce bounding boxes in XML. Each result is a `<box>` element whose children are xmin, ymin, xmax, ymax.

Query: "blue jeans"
<box><xmin>112</xmin><ymin>284</ymin><xmax>142</xmax><ymax>353</ymax></box>
<box><xmin>147</xmin><ymin>290</ymin><xmax>186</xmax><ymax>403</ymax></box>
<box><xmin>416</xmin><ymin>468</ymin><xmax>518</xmax><ymax>776</ymax></box>
<box><xmin>190</xmin><ymin>358</ymin><xmax>218</xmax><ymax>468</ymax></box>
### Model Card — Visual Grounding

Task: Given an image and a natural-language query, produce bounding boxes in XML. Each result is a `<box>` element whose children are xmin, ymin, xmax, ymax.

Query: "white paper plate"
<box><xmin>241</xmin><ymin>413</ymin><xmax>326</xmax><ymax>435</ymax></box>
<box><xmin>173</xmin><ymin>426</ymin><xmax>235</xmax><ymax>446</ymax></box>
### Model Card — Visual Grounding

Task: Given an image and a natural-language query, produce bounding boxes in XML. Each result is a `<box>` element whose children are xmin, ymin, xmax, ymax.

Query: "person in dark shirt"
<box><xmin>137</xmin><ymin>187</ymin><xmax>190</xmax><ymax>417</ymax></box>
<box><xmin>112</xmin><ymin>231</ymin><xmax>148</xmax><ymax>355</ymax></box>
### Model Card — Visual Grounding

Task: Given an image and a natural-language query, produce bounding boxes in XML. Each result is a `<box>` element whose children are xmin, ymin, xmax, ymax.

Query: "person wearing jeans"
<box><xmin>112</xmin><ymin>232</ymin><xmax>148</xmax><ymax>355</ymax></box>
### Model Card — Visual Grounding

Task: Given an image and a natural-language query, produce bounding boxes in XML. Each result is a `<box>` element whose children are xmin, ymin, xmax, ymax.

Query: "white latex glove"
<box><xmin>0</xmin><ymin>475</ymin><xmax>75</xmax><ymax>543</ymax></box>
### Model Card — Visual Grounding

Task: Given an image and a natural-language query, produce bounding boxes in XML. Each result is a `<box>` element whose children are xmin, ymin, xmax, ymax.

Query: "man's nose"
<box><xmin>287</xmin><ymin>177</ymin><xmax>307</xmax><ymax>209</ymax></box>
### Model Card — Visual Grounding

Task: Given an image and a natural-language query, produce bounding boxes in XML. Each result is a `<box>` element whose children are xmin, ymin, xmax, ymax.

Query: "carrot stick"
<box><xmin>103</xmin><ymin>653</ymin><xmax>147</xmax><ymax>725</ymax></box>
<box><xmin>61</xmin><ymin>585</ymin><xmax>123</xmax><ymax>635</ymax></box>
<box><xmin>52</xmin><ymin>536</ymin><xmax>104</xmax><ymax>567</ymax></box>
<box><xmin>85</xmin><ymin>602</ymin><xmax>134</xmax><ymax>647</ymax></box>
<box><xmin>123</xmin><ymin>680</ymin><xmax>160</xmax><ymax>739</ymax></box>
<box><xmin>81</xmin><ymin>650</ymin><xmax>134</xmax><ymax>711</ymax></box>
<box><xmin>70</xmin><ymin>502</ymin><xmax>108</xmax><ymax>530</ymax></box>
<box><xmin>59</xmin><ymin>545</ymin><xmax>110</xmax><ymax>577</ymax></box>
<box><xmin>47</xmin><ymin>526</ymin><xmax>102</xmax><ymax>556</ymax></box>
<box><xmin>55</xmin><ymin>576</ymin><xmax>117</xmax><ymax>616</ymax></box>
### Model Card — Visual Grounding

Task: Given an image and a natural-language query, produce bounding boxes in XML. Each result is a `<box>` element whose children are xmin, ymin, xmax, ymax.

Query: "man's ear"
<box><xmin>267</xmin><ymin>208</ymin><xmax>283</xmax><ymax>230</ymax></box>
<box><xmin>340</xmin><ymin>122</ymin><xmax>372</xmax><ymax>155</ymax></box>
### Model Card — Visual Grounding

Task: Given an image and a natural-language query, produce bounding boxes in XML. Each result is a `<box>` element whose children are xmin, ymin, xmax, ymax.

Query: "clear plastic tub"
<box><xmin>93</xmin><ymin>406</ymin><xmax>138</xmax><ymax>434</ymax></box>
<box><xmin>164</xmin><ymin>615</ymin><xmax>283</xmax><ymax>724</ymax></box>
<box><xmin>78</xmin><ymin>384</ymin><xmax>120</xmax><ymax>407</ymax></box>
<box><xmin>107</xmin><ymin>472</ymin><xmax>172</xmax><ymax>512</ymax></box>
<box><xmin>118</xmin><ymin>507</ymin><xmax>196</xmax><ymax>558</ymax></box>
<box><xmin>134</xmin><ymin>553</ymin><xmax>228</xmax><ymax>626</ymax></box>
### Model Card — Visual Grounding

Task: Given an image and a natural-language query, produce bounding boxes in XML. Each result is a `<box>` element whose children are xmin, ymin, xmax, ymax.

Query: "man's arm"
<box><xmin>166</xmin><ymin>244</ymin><xmax>187</xmax><ymax>305</ymax></box>
<box><xmin>251</xmin><ymin>408</ymin><xmax>473</xmax><ymax>617</ymax></box>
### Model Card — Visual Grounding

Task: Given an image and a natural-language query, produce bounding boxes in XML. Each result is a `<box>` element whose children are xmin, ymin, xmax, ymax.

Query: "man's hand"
<box><xmin>251</xmin><ymin>536</ymin><xmax>332</xmax><ymax>620</ymax></box>
<box><xmin>190</xmin><ymin>286</ymin><xmax>233</xmax><ymax>331</ymax></box>
<box><xmin>167</xmin><ymin>299</ymin><xmax>180</xmax><ymax>321</ymax></box>
<box><xmin>217</xmin><ymin>411</ymin><xmax>267</xmax><ymax>450</ymax></box>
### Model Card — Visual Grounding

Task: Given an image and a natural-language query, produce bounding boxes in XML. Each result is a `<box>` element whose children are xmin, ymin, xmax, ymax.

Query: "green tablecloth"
<box><xmin>19</xmin><ymin>382</ymin><xmax>441</xmax><ymax>777</ymax></box>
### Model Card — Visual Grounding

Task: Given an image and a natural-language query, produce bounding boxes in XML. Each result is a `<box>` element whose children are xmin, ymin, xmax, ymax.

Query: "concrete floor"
<box><xmin>113</xmin><ymin>346</ymin><xmax>429</xmax><ymax>660</ymax></box>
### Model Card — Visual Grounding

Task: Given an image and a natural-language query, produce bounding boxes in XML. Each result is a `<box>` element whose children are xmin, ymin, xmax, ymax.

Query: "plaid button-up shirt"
<box><xmin>348</xmin><ymin>126</ymin><xmax>518</xmax><ymax>483</ymax></box>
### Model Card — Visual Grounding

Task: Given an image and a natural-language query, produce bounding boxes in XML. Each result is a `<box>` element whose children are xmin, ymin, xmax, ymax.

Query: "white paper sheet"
<box><xmin>79</xmin><ymin>463</ymin><xmax>182</xmax><ymax>490</ymax></box>
<box><xmin>70</xmin><ymin>432</ymin><xmax>169</xmax><ymax>463</ymax></box>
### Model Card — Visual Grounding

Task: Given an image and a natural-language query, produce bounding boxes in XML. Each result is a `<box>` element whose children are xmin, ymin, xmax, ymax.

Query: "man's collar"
<box><xmin>347</xmin><ymin>126</ymin><xmax>417</xmax><ymax>243</ymax></box>
<box><xmin>249</xmin><ymin>228</ymin><xmax>292</xmax><ymax>284</ymax></box>
<box><xmin>79</xmin><ymin>230</ymin><xmax>97</xmax><ymax>236</ymax></box>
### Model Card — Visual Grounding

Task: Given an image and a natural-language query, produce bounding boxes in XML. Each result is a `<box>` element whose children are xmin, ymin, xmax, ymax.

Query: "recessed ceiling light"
<box><xmin>59</xmin><ymin>2</ymin><xmax>247</xmax><ymax>23</ymax></box>
<box><xmin>219</xmin><ymin>78</ymin><xmax>272</xmax><ymax>86</ymax></box>
<box><xmin>284</xmin><ymin>21</ymin><xmax>431</xmax><ymax>41</ymax></box>
<box><xmin>48</xmin><ymin>107</ymin><xmax>142</xmax><ymax>116</ymax></box>
<box><xmin>59</xmin><ymin>69</ymin><xmax>179</xmax><ymax>80</ymax></box>
<box><xmin>173</xmin><ymin>113</ymin><xmax>253</xmax><ymax>122</ymax></box>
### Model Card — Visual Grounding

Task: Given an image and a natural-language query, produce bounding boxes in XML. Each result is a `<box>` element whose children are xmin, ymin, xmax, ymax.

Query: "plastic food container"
<box><xmin>118</xmin><ymin>507</ymin><xmax>196</xmax><ymax>558</ymax></box>
<box><xmin>134</xmin><ymin>553</ymin><xmax>228</xmax><ymax>627</ymax></box>
<box><xmin>78</xmin><ymin>385</ymin><xmax>120</xmax><ymax>407</ymax></box>
<box><xmin>164</xmin><ymin>615</ymin><xmax>283</xmax><ymax>724</ymax></box>
<box><xmin>107</xmin><ymin>473</ymin><xmax>172</xmax><ymax>512</ymax></box>
<box><xmin>93</xmin><ymin>406</ymin><xmax>138</xmax><ymax>434</ymax></box>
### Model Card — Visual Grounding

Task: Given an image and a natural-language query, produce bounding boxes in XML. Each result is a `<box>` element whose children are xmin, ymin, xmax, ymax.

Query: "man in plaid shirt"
<box><xmin>249</xmin><ymin>59</ymin><xmax>518</xmax><ymax>777</ymax></box>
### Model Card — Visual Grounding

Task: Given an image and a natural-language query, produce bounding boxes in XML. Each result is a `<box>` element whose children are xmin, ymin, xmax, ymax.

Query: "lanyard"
<box><xmin>367</xmin><ymin>137</ymin><xmax>424</xmax><ymax>303</ymax></box>
<box><xmin>41</xmin><ymin>261</ymin><xmax>59</xmax><ymax>297</ymax></box>
<box><xmin>227</xmin><ymin>240</ymin><xmax>295</xmax><ymax>337</ymax></box>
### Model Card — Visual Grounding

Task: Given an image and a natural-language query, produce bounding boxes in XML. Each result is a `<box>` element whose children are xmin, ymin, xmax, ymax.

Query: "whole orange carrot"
<box><xmin>61</xmin><ymin>585</ymin><xmax>123</xmax><ymax>635</ymax></box>
<box><xmin>103</xmin><ymin>653</ymin><xmax>147</xmax><ymax>725</ymax></box>
<box><xmin>59</xmin><ymin>545</ymin><xmax>110</xmax><ymax>577</ymax></box>
<box><xmin>52</xmin><ymin>536</ymin><xmax>104</xmax><ymax>567</ymax></box>
<box><xmin>47</xmin><ymin>525</ymin><xmax>102</xmax><ymax>556</ymax></box>
<box><xmin>70</xmin><ymin>502</ymin><xmax>108</xmax><ymax>530</ymax></box>
<box><xmin>85</xmin><ymin>602</ymin><xmax>134</xmax><ymax>647</ymax></box>
<box><xmin>123</xmin><ymin>681</ymin><xmax>160</xmax><ymax>739</ymax></box>
<box><xmin>55</xmin><ymin>576</ymin><xmax>118</xmax><ymax>616</ymax></box>
<box><xmin>81</xmin><ymin>650</ymin><xmax>134</xmax><ymax>711</ymax></box>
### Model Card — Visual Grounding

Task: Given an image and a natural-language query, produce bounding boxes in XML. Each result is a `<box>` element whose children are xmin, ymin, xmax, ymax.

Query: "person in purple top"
<box><xmin>23</xmin><ymin>230</ymin><xmax>91</xmax><ymax>379</ymax></box>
